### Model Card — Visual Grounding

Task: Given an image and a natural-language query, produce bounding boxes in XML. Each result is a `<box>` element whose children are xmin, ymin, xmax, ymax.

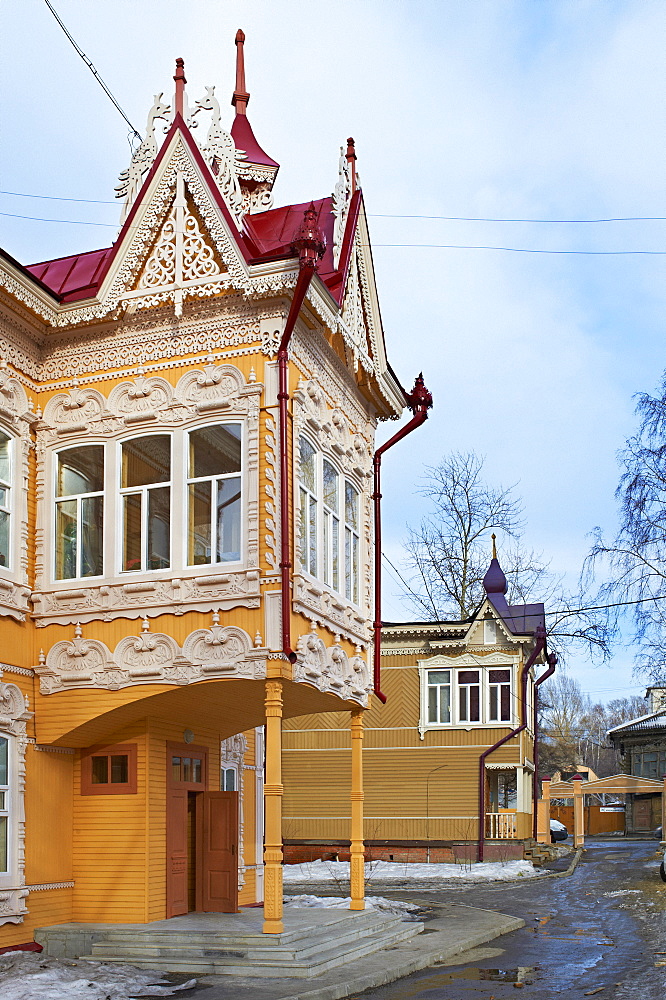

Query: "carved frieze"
<box><xmin>37</xmin><ymin>618</ymin><xmax>268</xmax><ymax>694</ymax></box>
<box><xmin>292</xmin><ymin>631</ymin><xmax>371</xmax><ymax>708</ymax></box>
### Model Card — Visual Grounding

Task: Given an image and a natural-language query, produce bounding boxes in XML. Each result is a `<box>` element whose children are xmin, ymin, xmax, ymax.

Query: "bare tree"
<box><xmin>401</xmin><ymin>451</ymin><xmax>612</xmax><ymax>662</ymax></box>
<box><xmin>585</xmin><ymin>375</ymin><xmax>666</xmax><ymax>682</ymax></box>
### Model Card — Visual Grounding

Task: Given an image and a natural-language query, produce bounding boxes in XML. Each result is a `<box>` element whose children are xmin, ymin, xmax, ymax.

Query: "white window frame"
<box><xmin>418</xmin><ymin>654</ymin><xmax>518</xmax><ymax>738</ymax></box>
<box><xmin>296</xmin><ymin>435</ymin><xmax>363</xmax><ymax>608</ymax></box>
<box><xmin>119</xmin><ymin>432</ymin><xmax>173</xmax><ymax>574</ymax></box>
<box><xmin>0</xmin><ymin>682</ymin><xmax>29</xmax><ymax>925</ymax></box>
<box><xmin>185</xmin><ymin>423</ymin><xmax>243</xmax><ymax>569</ymax></box>
<box><xmin>0</xmin><ymin>431</ymin><xmax>12</xmax><ymax>573</ymax></box>
<box><xmin>53</xmin><ymin>444</ymin><xmax>105</xmax><ymax>581</ymax></box>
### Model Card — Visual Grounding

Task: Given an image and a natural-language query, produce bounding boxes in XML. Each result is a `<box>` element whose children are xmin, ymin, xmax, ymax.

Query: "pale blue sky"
<box><xmin>1</xmin><ymin>0</ymin><xmax>665</xmax><ymax>703</ymax></box>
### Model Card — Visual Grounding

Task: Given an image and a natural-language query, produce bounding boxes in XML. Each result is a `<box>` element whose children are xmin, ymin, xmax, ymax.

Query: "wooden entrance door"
<box><xmin>634</xmin><ymin>797</ymin><xmax>652</xmax><ymax>830</ymax></box>
<box><xmin>166</xmin><ymin>787</ymin><xmax>188</xmax><ymax>917</ymax></box>
<box><xmin>196</xmin><ymin>791</ymin><xmax>239</xmax><ymax>913</ymax></box>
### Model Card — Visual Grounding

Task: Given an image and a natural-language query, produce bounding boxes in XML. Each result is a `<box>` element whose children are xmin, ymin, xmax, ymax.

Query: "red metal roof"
<box><xmin>26</xmin><ymin>247</ymin><xmax>113</xmax><ymax>302</ymax></box>
<box><xmin>231</xmin><ymin>114</ymin><xmax>279</xmax><ymax>169</ymax></box>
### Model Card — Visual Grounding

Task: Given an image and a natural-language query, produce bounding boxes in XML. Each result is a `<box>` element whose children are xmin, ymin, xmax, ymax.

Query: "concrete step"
<box><xmin>82</xmin><ymin>911</ymin><xmax>423</xmax><ymax>977</ymax></box>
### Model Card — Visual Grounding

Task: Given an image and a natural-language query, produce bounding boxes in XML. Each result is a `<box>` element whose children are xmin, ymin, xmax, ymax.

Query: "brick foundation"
<box><xmin>283</xmin><ymin>839</ymin><xmax>525</xmax><ymax>864</ymax></box>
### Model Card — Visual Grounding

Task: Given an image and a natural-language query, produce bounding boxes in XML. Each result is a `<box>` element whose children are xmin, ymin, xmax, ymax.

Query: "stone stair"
<box><xmin>522</xmin><ymin>837</ymin><xmax>559</xmax><ymax>866</ymax></box>
<box><xmin>44</xmin><ymin>908</ymin><xmax>424</xmax><ymax>977</ymax></box>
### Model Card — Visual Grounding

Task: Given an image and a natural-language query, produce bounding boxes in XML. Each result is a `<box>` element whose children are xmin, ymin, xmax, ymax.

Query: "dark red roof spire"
<box><xmin>173</xmin><ymin>58</ymin><xmax>187</xmax><ymax>118</ymax></box>
<box><xmin>232</xmin><ymin>29</ymin><xmax>250</xmax><ymax>114</ymax></box>
<box><xmin>346</xmin><ymin>138</ymin><xmax>357</xmax><ymax>195</ymax></box>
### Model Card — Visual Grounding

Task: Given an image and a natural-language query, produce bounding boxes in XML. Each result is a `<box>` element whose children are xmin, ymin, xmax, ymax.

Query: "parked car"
<box><xmin>654</xmin><ymin>826</ymin><xmax>663</xmax><ymax>840</ymax></box>
<box><xmin>550</xmin><ymin>819</ymin><xmax>568</xmax><ymax>843</ymax></box>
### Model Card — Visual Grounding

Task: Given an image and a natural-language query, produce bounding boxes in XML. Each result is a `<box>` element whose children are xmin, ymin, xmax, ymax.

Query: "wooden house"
<box><xmin>283</xmin><ymin>551</ymin><xmax>552</xmax><ymax>862</ymax></box>
<box><xmin>0</xmin><ymin>33</ymin><xmax>428</xmax><ymax>947</ymax></box>
<box><xmin>607</xmin><ymin>688</ymin><xmax>666</xmax><ymax>833</ymax></box>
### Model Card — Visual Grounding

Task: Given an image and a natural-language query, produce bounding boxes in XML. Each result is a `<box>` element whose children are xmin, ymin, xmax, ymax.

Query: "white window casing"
<box><xmin>0</xmin><ymin>374</ymin><xmax>34</xmax><ymax>621</ymax></box>
<box><xmin>418</xmin><ymin>653</ymin><xmax>519</xmax><ymax>739</ymax></box>
<box><xmin>0</xmin><ymin>681</ymin><xmax>31</xmax><ymax>925</ymax></box>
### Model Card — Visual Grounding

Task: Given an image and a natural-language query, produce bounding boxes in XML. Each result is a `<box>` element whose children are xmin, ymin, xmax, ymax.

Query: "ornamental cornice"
<box><xmin>293</xmin><ymin>631</ymin><xmax>371</xmax><ymax>708</ymax></box>
<box><xmin>36</xmin><ymin>617</ymin><xmax>269</xmax><ymax>695</ymax></box>
<box><xmin>292</xmin><ymin>574</ymin><xmax>370</xmax><ymax>647</ymax></box>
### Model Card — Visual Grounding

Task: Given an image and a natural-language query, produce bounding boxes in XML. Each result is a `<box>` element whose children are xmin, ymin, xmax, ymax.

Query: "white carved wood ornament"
<box><xmin>293</xmin><ymin>632</ymin><xmax>371</xmax><ymax>707</ymax></box>
<box><xmin>0</xmin><ymin>367</ymin><xmax>36</xmax><ymax>622</ymax></box>
<box><xmin>36</xmin><ymin>618</ymin><xmax>268</xmax><ymax>695</ymax></box>
<box><xmin>0</xmin><ymin>681</ymin><xmax>31</xmax><ymax>924</ymax></box>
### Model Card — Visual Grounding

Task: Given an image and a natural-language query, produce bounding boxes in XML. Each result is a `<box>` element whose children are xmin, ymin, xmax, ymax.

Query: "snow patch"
<box><xmin>283</xmin><ymin>859</ymin><xmax>539</xmax><ymax>883</ymax></box>
<box><xmin>0</xmin><ymin>951</ymin><xmax>196</xmax><ymax>1000</ymax></box>
<box><xmin>284</xmin><ymin>894</ymin><xmax>422</xmax><ymax>918</ymax></box>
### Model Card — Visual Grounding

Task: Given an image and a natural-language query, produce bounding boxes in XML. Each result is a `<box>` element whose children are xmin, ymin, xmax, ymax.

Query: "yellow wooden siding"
<box><xmin>24</xmin><ymin>746</ymin><xmax>73</xmax><ymax>885</ymax></box>
<box><xmin>0</xmin><ymin>889</ymin><xmax>73</xmax><ymax>949</ymax></box>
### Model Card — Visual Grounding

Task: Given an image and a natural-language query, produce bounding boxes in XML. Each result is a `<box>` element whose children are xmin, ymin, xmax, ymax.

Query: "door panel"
<box><xmin>166</xmin><ymin>788</ymin><xmax>188</xmax><ymax>917</ymax></box>
<box><xmin>197</xmin><ymin>791</ymin><xmax>238</xmax><ymax>912</ymax></box>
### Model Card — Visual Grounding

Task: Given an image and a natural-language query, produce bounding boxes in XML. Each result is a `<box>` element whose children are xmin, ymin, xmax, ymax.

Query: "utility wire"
<box><xmin>370</xmin><ymin>213</ymin><xmax>666</xmax><ymax>223</ymax></box>
<box><xmin>0</xmin><ymin>190</ymin><xmax>117</xmax><ymax>205</ymax></box>
<box><xmin>43</xmin><ymin>0</ymin><xmax>141</xmax><ymax>142</ymax></box>
<box><xmin>2</xmin><ymin>211</ymin><xmax>664</xmax><ymax>255</ymax></box>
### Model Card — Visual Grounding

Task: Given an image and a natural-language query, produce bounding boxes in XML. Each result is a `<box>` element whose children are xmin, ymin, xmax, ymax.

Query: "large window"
<box><xmin>121</xmin><ymin>435</ymin><xmax>171</xmax><ymax>572</ymax></box>
<box><xmin>55</xmin><ymin>446</ymin><xmax>104</xmax><ymax>579</ymax></box>
<box><xmin>298</xmin><ymin>437</ymin><xmax>361</xmax><ymax>605</ymax></box>
<box><xmin>423</xmin><ymin>664</ymin><xmax>514</xmax><ymax>728</ymax></box>
<box><xmin>188</xmin><ymin>425</ymin><xmax>241</xmax><ymax>565</ymax></box>
<box><xmin>632</xmin><ymin>749</ymin><xmax>666</xmax><ymax>780</ymax></box>
<box><xmin>0</xmin><ymin>433</ymin><xmax>11</xmax><ymax>570</ymax></box>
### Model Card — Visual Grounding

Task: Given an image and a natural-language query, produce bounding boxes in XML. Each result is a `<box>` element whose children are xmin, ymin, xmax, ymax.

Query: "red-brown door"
<box><xmin>634</xmin><ymin>797</ymin><xmax>652</xmax><ymax>830</ymax></box>
<box><xmin>197</xmin><ymin>791</ymin><xmax>238</xmax><ymax>913</ymax></box>
<box><xmin>166</xmin><ymin>787</ymin><xmax>188</xmax><ymax>917</ymax></box>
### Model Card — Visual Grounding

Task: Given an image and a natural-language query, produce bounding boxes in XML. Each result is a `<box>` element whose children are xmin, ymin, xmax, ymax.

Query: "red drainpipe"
<box><xmin>478</xmin><ymin>624</ymin><xmax>546</xmax><ymax>861</ymax></box>
<box><xmin>372</xmin><ymin>374</ymin><xmax>433</xmax><ymax>702</ymax></box>
<box><xmin>532</xmin><ymin>651</ymin><xmax>557</xmax><ymax>839</ymax></box>
<box><xmin>278</xmin><ymin>204</ymin><xmax>326</xmax><ymax>663</ymax></box>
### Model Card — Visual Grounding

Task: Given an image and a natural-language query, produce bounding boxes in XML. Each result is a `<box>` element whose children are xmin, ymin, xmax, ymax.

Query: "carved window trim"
<box><xmin>0</xmin><ymin>681</ymin><xmax>30</xmax><ymax>924</ymax></box>
<box><xmin>0</xmin><ymin>373</ymin><xmax>33</xmax><ymax>622</ymax></box>
<box><xmin>417</xmin><ymin>654</ymin><xmax>519</xmax><ymax>739</ymax></box>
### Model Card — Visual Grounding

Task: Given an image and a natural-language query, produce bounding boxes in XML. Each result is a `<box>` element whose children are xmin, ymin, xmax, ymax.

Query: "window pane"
<box><xmin>352</xmin><ymin>534</ymin><xmax>359</xmax><ymax>604</ymax></box>
<box><xmin>0</xmin><ymin>739</ymin><xmax>7</xmax><ymax>785</ymax></box>
<box><xmin>428</xmin><ymin>687</ymin><xmax>437</xmax><ymax>723</ymax></box>
<box><xmin>0</xmin><ymin>817</ymin><xmax>6</xmax><ymax>873</ymax></box>
<box><xmin>0</xmin><ymin>487</ymin><xmax>7</xmax><ymax>507</ymax></box>
<box><xmin>56</xmin><ymin>499</ymin><xmax>77</xmax><ymax>579</ymax></box>
<box><xmin>0</xmin><ymin>510</ymin><xmax>9</xmax><ymax>568</ymax></box>
<box><xmin>57</xmin><ymin>446</ymin><xmax>104</xmax><ymax>496</ymax></box>
<box><xmin>193</xmin><ymin>759</ymin><xmax>202</xmax><ymax>783</ymax></box>
<box><xmin>188</xmin><ymin>481</ymin><xmax>211</xmax><ymax>565</ymax></box>
<box><xmin>439</xmin><ymin>686</ymin><xmax>451</xmax><ymax>723</ymax></box>
<box><xmin>216</xmin><ymin>476</ymin><xmax>241</xmax><ymax>561</ymax></box>
<box><xmin>308</xmin><ymin>495</ymin><xmax>317</xmax><ymax>576</ymax></box>
<box><xmin>458</xmin><ymin>671</ymin><xmax>479</xmax><ymax>683</ymax></box>
<box><xmin>172</xmin><ymin>756</ymin><xmax>181</xmax><ymax>782</ymax></box>
<box><xmin>123</xmin><ymin>494</ymin><xmax>142</xmax><ymax>571</ymax></box>
<box><xmin>323</xmin><ymin>510</ymin><xmax>330</xmax><ymax>583</ymax></box>
<box><xmin>299</xmin><ymin>438</ymin><xmax>316</xmax><ymax>493</ymax></box>
<box><xmin>490</xmin><ymin>687</ymin><xmax>498</xmax><ymax>719</ymax></box>
<box><xmin>91</xmin><ymin>756</ymin><xmax>108</xmax><ymax>784</ymax></box>
<box><xmin>189</xmin><ymin>425</ymin><xmax>241</xmax><ymax>478</ymax></box>
<box><xmin>110</xmin><ymin>755</ymin><xmax>129</xmax><ymax>783</ymax></box>
<box><xmin>182</xmin><ymin>758</ymin><xmax>192</xmax><ymax>782</ymax></box>
<box><xmin>500</xmin><ymin>685</ymin><xmax>511</xmax><ymax>720</ymax></box>
<box><xmin>122</xmin><ymin>436</ymin><xmax>170</xmax><ymax>488</ymax></box>
<box><xmin>81</xmin><ymin>496</ymin><xmax>103</xmax><ymax>577</ymax></box>
<box><xmin>0</xmin><ymin>433</ymin><xmax>9</xmax><ymax>485</ymax></box>
<box><xmin>299</xmin><ymin>487</ymin><xmax>308</xmax><ymax>566</ymax></box>
<box><xmin>148</xmin><ymin>487</ymin><xmax>170</xmax><ymax>569</ymax></box>
<box><xmin>323</xmin><ymin>460</ymin><xmax>338</xmax><ymax>510</ymax></box>
<box><xmin>470</xmin><ymin>685</ymin><xmax>480</xmax><ymax>721</ymax></box>
<box><xmin>0</xmin><ymin>792</ymin><xmax>4</xmax><ymax>809</ymax></box>
<box><xmin>489</xmin><ymin>669</ymin><xmax>511</xmax><ymax>683</ymax></box>
<box><xmin>345</xmin><ymin>482</ymin><xmax>358</xmax><ymax>529</ymax></box>
<box><xmin>345</xmin><ymin>527</ymin><xmax>351</xmax><ymax>599</ymax></box>
<box><xmin>459</xmin><ymin>687</ymin><xmax>468</xmax><ymax>721</ymax></box>
<box><xmin>332</xmin><ymin>515</ymin><xmax>339</xmax><ymax>590</ymax></box>
<box><xmin>428</xmin><ymin>671</ymin><xmax>450</xmax><ymax>684</ymax></box>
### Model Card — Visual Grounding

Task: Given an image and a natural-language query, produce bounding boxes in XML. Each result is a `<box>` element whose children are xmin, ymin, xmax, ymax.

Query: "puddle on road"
<box><xmin>430</xmin><ymin>966</ymin><xmax>535</xmax><ymax>983</ymax></box>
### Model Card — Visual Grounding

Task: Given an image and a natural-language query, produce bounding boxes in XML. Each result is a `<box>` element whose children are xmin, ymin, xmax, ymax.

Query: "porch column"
<box><xmin>349</xmin><ymin>707</ymin><xmax>365</xmax><ymax>910</ymax></box>
<box><xmin>572</xmin><ymin>774</ymin><xmax>584</xmax><ymax>849</ymax></box>
<box><xmin>537</xmin><ymin>776</ymin><xmax>551</xmax><ymax>844</ymax></box>
<box><xmin>263</xmin><ymin>679</ymin><xmax>284</xmax><ymax>934</ymax></box>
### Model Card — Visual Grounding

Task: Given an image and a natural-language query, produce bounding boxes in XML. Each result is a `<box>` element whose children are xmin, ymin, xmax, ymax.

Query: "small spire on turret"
<box><xmin>346</xmin><ymin>138</ymin><xmax>357</xmax><ymax>194</ymax></box>
<box><xmin>232</xmin><ymin>29</ymin><xmax>250</xmax><ymax>114</ymax></box>
<box><xmin>491</xmin><ymin>532</ymin><xmax>497</xmax><ymax>560</ymax></box>
<box><xmin>173</xmin><ymin>57</ymin><xmax>187</xmax><ymax>118</ymax></box>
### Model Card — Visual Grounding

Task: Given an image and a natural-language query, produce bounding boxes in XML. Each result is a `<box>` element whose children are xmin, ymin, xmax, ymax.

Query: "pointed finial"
<box><xmin>492</xmin><ymin>533</ymin><xmax>497</xmax><ymax>559</ymax></box>
<box><xmin>346</xmin><ymin>138</ymin><xmax>357</xmax><ymax>195</ymax></box>
<box><xmin>174</xmin><ymin>58</ymin><xmax>187</xmax><ymax>118</ymax></box>
<box><xmin>291</xmin><ymin>202</ymin><xmax>326</xmax><ymax>271</ymax></box>
<box><xmin>142</xmin><ymin>616</ymin><xmax>150</xmax><ymax>633</ymax></box>
<box><xmin>75</xmin><ymin>622</ymin><xmax>82</xmax><ymax>639</ymax></box>
<box><xmin>232</xmin><ymin>29</ymin><xmax>250</xmax><ymax>114</ymax></box>
<box><xmin>405</xmin><ymin>373</ymin><xmax>433</xmax><ymax>415</ymax></box>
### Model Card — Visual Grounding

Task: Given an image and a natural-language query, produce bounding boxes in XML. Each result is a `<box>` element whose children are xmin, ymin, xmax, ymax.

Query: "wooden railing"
<box><xmin>486</xmin><ymin>812</ymin><xmax>518</xmax><ymax>839</ymax></box>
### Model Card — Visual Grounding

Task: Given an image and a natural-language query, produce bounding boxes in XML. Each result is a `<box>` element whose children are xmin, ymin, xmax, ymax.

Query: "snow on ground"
<box><xmin>284</xmin><ymin>894</ymin><xmax>422</xmax><ymax>918</ymax></box>
<box><xmin>0</xmin><ymin>951</ymin><xmax>195</xmax><ymax>1000</ymax></box>
<box><xmin>283</xmin><ymin>858</ymin><xmax>539</xmax><ymax>883</ymax></box>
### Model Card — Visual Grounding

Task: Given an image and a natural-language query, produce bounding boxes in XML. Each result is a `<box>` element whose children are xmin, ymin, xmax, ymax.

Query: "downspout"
<box><xmin>478</xmin><ymin>624</ymin><xmax>546</xmax><ymax>861</ymax></box>
<box><xmin>372</xmin><ymin>374</ymin><xmax>433</xmax><ymax>702</ymax></box>
<box><xmin>278</xmin><ymin>205</ymin><xmax>326</xmax><ymax>662</ymax></box>
<box><xmin>532</xmin><ymin>651</ymin><xmax>557</xmax><ymax>839</ymax></box>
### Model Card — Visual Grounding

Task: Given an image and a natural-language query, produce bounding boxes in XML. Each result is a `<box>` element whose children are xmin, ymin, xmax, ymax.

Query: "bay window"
<box><xmin>55</xmin><ymin>445</ymin><xmax>104</xmax><ymax>579</ymax></box>
<box><xmin>297</xmin><ymin>436</ymin><xmax>362</xmax><ymax>605</ymax></box>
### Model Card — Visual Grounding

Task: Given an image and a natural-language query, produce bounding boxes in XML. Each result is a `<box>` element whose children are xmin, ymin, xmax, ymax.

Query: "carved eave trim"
<box><xmin>0</xmin><ymin>255</ymin><xmax>59</xmax><ymax>326</ymax></box>
<box><xmin>293</xmin><ymin>631</ymin><xmax>371</xmax><ymax>707</ymax></box>
<box><xmin>36</xmin><ymin>621</ymin><xmax>269</xmax><ymax>695</ymax></box>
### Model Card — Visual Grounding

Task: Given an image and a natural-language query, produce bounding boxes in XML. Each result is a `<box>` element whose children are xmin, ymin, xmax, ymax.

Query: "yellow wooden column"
<box><xmin>349</xmin><ymin>707</ymin><xmax>365</xmax><ymax>910</ymax></box>
<box><xmin>263</xmin><ymin>678</ymin><xmax>284</xmax><ymax>934</ymax></box>
<box><xmin>536</xmin><ymin>776</ymin><xmax>551</xmax><ymax>844</ymax></box>
<box><xmin>572</xmin><ymin>774</ymin><xmax>584</xmax><ymax>849</ymax></box>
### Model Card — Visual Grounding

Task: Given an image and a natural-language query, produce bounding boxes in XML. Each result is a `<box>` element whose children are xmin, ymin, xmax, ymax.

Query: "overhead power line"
<box><xmin>43</xmin><ymin>0</ymin><xmax>141</xmax><ymax>142</ymax></box>
<box><xmin>371</xmin><ymin>213</ymin><xmax>666</xmax><ymax>224</ymax></box>
<box><xmin>0</xmin><ymin>190</ymin><xmax>117</xmax><ymax>205</ymax></box>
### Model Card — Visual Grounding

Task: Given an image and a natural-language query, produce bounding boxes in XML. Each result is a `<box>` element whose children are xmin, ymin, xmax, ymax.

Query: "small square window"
<box><xmin>81</xmin><ymin>744</ymin><xmax>137</xmax><ymax>795</ymax></box>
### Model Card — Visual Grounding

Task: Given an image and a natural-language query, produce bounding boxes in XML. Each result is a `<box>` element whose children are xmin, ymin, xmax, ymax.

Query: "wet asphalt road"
<box><xmin>349</xmin><ymin>840</ymin><xmax>666</xmax><ymax>1000</ymax></box>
